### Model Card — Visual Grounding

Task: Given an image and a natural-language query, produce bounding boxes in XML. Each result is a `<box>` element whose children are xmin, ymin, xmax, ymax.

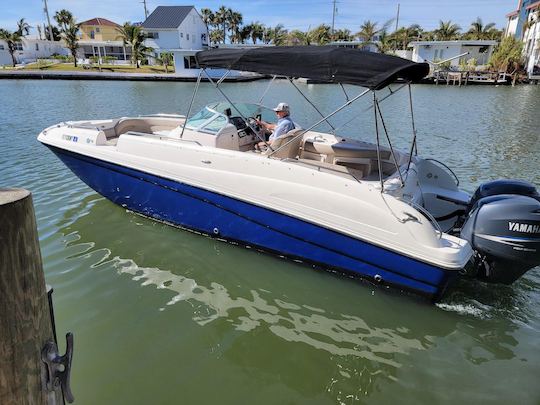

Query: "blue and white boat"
<box><xmin>38</xmin><ymin>46</ymin><xmax>540</xmax><ymax>301</ymax></box>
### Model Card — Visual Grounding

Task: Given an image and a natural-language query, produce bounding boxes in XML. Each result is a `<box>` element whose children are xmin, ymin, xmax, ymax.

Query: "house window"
<box><xmin>96</xmin><ymin>27</ymin><xmax>100</xmax><ymax>33</ymax></box>
<box><xmin>187</xmin><ymin>34</ymin><xmax>189</xmax><ymax>40</ymax></box>
<box><xmin>0</xmin><ymin>44</ymin><xmax>4</xmax><ymax>50</ymax></box>
<box><xmin>201</xmin><ymin>33</ymin><xmax>207</xmax><ymax>42</ymax></box>
<box><xmin>147</xmin><ymin>32</ymin><xmax>159</xmax><ymax>39</ymax></box>
<box><xmin>35</xmin><ymin>43</ymin><xmax>39</xmax><ymax>51</ymax></box>
<box><xmin>90</xmin><ymin>30</ymin><xmax>95</xmax><ymax>39</ymax></box>
<box><xmin>183</xmin><ymin>56</ymin><xmax>197</xmax><ymax>69</ymax></box>
<box><xmin>192</xmin><ymin>34</ymin><xmax>195</xmax><ymax>43</ymax></box>
<box><xmin>14</xmin><ymin>42</ymin><xmax>23</xmax><ymax>51</ymax></box>
<box><xmin>180</xmin><ymin>32</ymin><xmax>183</xmax><ymax>38</ymax></box>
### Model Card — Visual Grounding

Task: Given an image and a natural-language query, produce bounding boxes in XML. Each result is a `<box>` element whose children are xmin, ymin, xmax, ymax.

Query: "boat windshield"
<box><xmin>185</xmin><ymin>102</ymin><xmax>277</xmax><ymax>134</ymax></box>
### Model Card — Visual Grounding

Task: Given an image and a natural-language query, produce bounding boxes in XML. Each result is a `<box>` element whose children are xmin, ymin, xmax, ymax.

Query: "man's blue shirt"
<box><xmin>269</xmin><ymin>116</ymin><xmax>295</xmax><ymax>141</ymax></box>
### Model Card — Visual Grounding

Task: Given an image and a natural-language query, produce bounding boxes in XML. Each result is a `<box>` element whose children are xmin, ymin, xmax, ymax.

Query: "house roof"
<box><xmin>79</xmin><ymin>18</ymin><xmax>121</xmax><ymax>27</ymax></box>
<box><xmin>526</xmin><ymin>1</ymin><xmax>540</xmax><ymax>10</ymax></box>
<box><xmin>506</xmin><ymin>10</ymin><xmax>519</xmax><ymax>18</ymax></box>
<box><xmin>141</xmin><ymin>6</ymin><xmax>195</xmax><ymax>29</ymax></box>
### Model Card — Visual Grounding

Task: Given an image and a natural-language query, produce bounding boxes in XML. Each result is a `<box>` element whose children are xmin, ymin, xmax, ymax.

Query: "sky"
<box><xmin>0</xmin><ymin>0</ymin><xmax>516</xmax><ymax>35</ymax></box>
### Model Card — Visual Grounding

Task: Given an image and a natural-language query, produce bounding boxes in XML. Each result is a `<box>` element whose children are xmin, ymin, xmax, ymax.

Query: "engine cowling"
<box><xmin>460</xmin><ymin>180</ymin><xmax>540</xmax><ymax>284</ymax></box>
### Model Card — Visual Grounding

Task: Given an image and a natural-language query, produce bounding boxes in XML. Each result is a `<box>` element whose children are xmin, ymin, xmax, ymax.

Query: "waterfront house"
<box><xmin>327</xmin><ymin>40</ymin><xmax>379</xmax><ymax>53</ymax></box>
<box><xmin>77</xmin><ymin>17</ymin><xmax>132</xmax><ymax>63</ymax></box>
<box><xmin>505</xmin><ymin>0</ymin><xmax>540</xmax><ymax>79</ymax></box>
<box><xmin>408</xmin><ymin>40</ymin><xmax>497</xmax><ymax>68</ymax></box>
<box><xmin>141</xmin><ymin>5</ymin><xmax>208</xmax><ymax>73</ymax></box>
<box><xmin>0</xmin><ymin>36</ymin><xmax>67</xmax><ymax>66</ymax></box>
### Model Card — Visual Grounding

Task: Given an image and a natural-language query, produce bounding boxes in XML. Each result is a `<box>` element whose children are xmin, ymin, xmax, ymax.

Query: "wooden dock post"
<box><xmin>0</xmin><ymin>189</ymin><xmax>64</xmax><ymax>405</ymax></box>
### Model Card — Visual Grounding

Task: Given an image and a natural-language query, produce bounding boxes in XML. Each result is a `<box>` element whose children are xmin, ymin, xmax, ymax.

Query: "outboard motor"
<box><xmin>460</xmin><ymin>180</ymin><xmax>540</xmax><ymax>284</ymax></box>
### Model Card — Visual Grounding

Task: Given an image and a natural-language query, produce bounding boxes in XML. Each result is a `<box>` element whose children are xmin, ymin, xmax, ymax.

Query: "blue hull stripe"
<box><xmin>48</xmin><ymin>145</ymin><xmax>455</xmax><ymax>298</ymax></box>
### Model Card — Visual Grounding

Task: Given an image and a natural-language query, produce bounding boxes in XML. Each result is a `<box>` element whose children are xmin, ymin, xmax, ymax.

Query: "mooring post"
<box><xmin>0</xmin><ymin>189</ymin><xmax>65</xmax><ymax>405</ymax></box>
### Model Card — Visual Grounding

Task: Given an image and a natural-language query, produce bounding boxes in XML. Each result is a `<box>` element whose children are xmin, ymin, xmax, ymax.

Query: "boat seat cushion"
<box><xmin>264</xmin><ymin>129</ymin><xmax>304</xmax><ymax>159</ymax></box>
<box><xmin>296</xmin><ymin>158</ymin><xmax>364</xmax><ymax>179</ymax></box>
<box><xmin>303</xmin><ymin>139</ymin><xmax>391</xmax><ymax>160</ymax></box>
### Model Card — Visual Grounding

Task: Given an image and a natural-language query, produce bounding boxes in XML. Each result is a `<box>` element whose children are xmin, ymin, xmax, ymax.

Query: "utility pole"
<box><xmin>331</xmin><ymin>0</ymin><xmax>337</xmax><ymax>39</ymax></box>
<box><xmin>142</xmin><ymin>0</ymin><xmax>149</xmax><ymax>19</ymax></box>
<box><xmin>395</xmin><ymin>3</ymin><xmax>400</xmax><ymax>32</ymax></box>
<box><xmin>43</xmin><ymin>0</ymin><xmax>54</xmax><ymax>41</ymax></box>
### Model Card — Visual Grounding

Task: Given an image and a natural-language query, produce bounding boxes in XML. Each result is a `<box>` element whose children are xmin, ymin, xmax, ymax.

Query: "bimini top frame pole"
<box><xmin>180</xmin><ymin>69</ymin><xmax>203</xmax><ymax>138</ymax></box>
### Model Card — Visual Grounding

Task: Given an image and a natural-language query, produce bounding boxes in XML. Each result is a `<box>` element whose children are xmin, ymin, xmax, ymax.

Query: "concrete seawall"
<box><xmin>0</xmin><ymin>69</ymin><xmax>265</xmax><ymax>82</ymax></box>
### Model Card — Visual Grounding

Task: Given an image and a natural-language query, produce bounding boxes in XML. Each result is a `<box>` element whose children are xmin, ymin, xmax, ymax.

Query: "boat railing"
<box><xmin>425</xmin><ymin>158</ymin><xmax>460</xmax><ymax>187</ymax></box>
<box><xmin>397</xmin><ymin>197</ymin><xmax>444</xmax><ymax>239</ymax></box>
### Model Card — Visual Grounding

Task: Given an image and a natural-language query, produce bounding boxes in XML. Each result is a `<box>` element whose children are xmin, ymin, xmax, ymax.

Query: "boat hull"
<box><xmin>47</xmin><ymin>145</ymin><xmax>458</xmax><ymax>301</ymax></box>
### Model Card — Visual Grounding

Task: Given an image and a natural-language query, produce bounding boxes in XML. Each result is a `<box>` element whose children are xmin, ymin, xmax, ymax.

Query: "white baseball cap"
<box><xmin>273</xmin><ymin>102</ymin><xmax>290</xmax><ymax>113</ymax></box>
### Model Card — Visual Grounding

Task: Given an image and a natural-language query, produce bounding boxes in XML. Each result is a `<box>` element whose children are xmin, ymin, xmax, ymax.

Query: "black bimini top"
<box><xmin>195</xmin><ymin>46</ymin><xmax>430</xmax><ymax>90</ymax></box>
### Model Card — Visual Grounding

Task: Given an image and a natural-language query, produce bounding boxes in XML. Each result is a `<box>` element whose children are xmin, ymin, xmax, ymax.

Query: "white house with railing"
<box><xmin>141</xmin><ymin>5</ymin><xmax>208</xmax><ymax>73</ymax></box>
<box><xmin>0</xmin><ymin>36</ymin><xmax>67</xmax><ymax>66</ymax></box>
<box><xmin>408</xmin><ymin>40</ymin><xmax>498</xmax><ymax>68</ymax></box>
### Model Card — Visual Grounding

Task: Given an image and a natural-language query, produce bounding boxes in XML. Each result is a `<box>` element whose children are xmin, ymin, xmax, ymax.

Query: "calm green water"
<box><xmin>1</xmin><ymin>79</ymin><xmax>539</xmax><ymax>404</ymax></box>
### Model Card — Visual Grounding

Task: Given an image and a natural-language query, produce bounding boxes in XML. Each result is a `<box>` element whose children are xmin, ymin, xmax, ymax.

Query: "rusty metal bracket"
<box><xmin>42</xmin><ymin>333</ymin><xmax>75</xmax><ymax>403</ymax></box>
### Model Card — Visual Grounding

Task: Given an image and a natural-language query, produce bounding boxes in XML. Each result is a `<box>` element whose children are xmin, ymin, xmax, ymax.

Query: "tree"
<box><xmin>244</xmin><ymin>22</ymin><xmax>264</xmax><ymax>44</ymax></box>
<box><xmin>0</xmin><ymin>28</ymin><xmax>23</xmax><ymax>66</ymax></box>
<box><xmin>271</xmin><ymin>24</ymin><xmax>288</xmax><ymax>45</ymax></box>
<box><xmin>62</xmin><ymin>24</ymin><xmax>80</xmax><ymax>67</ymax></box>
<box><xmin>392</xmin><ymin>24</ymin><xmax>422</xmax><ymax>50</ymax></box>
<box><xmin>356</xmin><ymin>19</ymin><xmax>393</xmax><ymax>46</ymax></box>
<box><xmin>288</xmin><ymin>30</ymin><xmax>311</xmax><ymax>45</ymax></box>
<box><xmin>309</xmin><ymin>24</ymin><xmax>332</xmax><ymax>45</ymax></box>
<box><xmin>376</xmin><ymin>30</ymin><xmax>393</xmax><ymax>54</ymax></box>
<box><xmin>215</xmin><ymin>6</ymin><xmax>232</xmax><ymax>43</ymax></box>
<box><xmin>16</xmin><ymin>18</ymin><xmax>31</xmax><ymax>36</ymax></box>
<box><xmin>489</xmin><ymin>36</ymin><xmax>524</xmax><ymax>73</ymax></box>
<box><xmin>54</xmin><ymin>10</ymin><xmax>79</xmax><ymax>66</ymax></box>
<box><xmin>434</xmin><ymin>20</ymin><xmax>461</xmax><ymax>40</ymax></box>
<box><xmin>209</xmin><ymin>29</ymin><xmax>224</xmax><ymax>45</ymax></box>
<box><xmin>228</xmin><ymin>11</ymin><xmax>243</xmax><ymax>43</ymax></box>
<box><xmin>54</xmin><ymin>9</ymin><xmax>73</xmax><ymax>32</ymax></box>
<box><xmin>465</xmin><ymin>18</ymin><xmax>497</xmax><ymax>40</ymax></box>
<box><xmin>117</xmin><ymin>23</ymin><xmax>152</xmax><ymax>68</ymax></box>
<box><xmin>333</xmin><ymin>28</ymin><xmax>354</xmax><ymax>42</ymax></box>
<box><xmin>44</xmin><ymin>25</ymin><xmax>61</xmax><ymax>41</ymax></box>
<box><xmin>200</xmin><ymin>8</ymin><xmax>214</xmax><ymax>31</ymax></box>
<box><xmin>158</xmin><ymin>51</ymin><xmax>173</xmax><ymax>73</ymax></box>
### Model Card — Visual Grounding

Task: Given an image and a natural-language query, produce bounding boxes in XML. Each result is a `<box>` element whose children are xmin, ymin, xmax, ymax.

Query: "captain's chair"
<box><xmin>262</xmin><ymin>129</ymin><xmax>304</xmax><ymax>159</ymax></box>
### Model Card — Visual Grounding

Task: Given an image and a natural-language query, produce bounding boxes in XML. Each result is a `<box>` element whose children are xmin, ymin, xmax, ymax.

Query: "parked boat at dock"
<box><xmin>38</xmin><ymin>46</ymin><xmax>540</xmax><ymax>301</ymax></box>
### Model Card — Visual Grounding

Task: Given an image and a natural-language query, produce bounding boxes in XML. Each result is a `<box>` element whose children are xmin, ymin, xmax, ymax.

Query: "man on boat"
<box><xmin>256</xmin><ymin>102</ymin><xmax>295</xmax><ymax>148</ymax></box>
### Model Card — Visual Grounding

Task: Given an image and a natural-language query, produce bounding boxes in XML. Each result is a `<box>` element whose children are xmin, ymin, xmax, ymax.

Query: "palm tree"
<box><xmin>310</xmin><ymin>24</ymin><xmax>332</xmax><ymax>45</ymax></box>
<box><xmin>200</xmin><ymin>8</ymin><xmax>214</xmax><ymax>31</ymax></box>
<box><xmin>16</xmin><ymin>18</ymin><xmax>31</xmax><ymax>36</ymax></box>
<box><xmin>288</xmin><ymin>30</ymin><xmax>311</xmax><ymax>46</ymax></box>
<box><xmin>434</xmin><ymin>20</ymin><xmax>461</xmax><ymax>41</ymax></box>
<box><xmin>271</xmin><ymin>24</ymin><xmax>288</xmax><ymax>45</ymax></box>
<box><xmin>158</xmin><ymin>51</ymin><xmax>173</xmax><ymax>73</ymax></box>
<box><xmin>54</xmin><ymin>9</ymin><xmax>74</xmax><ymax>32</ymax></box>
<box><xmin>244</xmin><ymin>22</ymin><xmax>264</xmax><ymax>44</ymax></box>
<box><xmin>0</xmin><ymin>28</ymin><xmax>23</xmax><ymax>66</ymax></box>
<box><xmin>262</xmin><ymin>26</ymin><xmax>273</xmax><ymax>44</ymax></box>
<box><xmin>117</xmin><ymin>23</ymin><xmax>152</xmax><ymax>68</ymax></box>
<box><xmin>376</xmin><ymin>30</ymin><xmax>393</xmax><ymax>54</ymax></box>
<box><xmin>356</xmin><ymin>19</ymin><xmax>393</xmax><ymax>45</ymax></box>
<box><xmin>228</xmin><ymin>11</ymin><xmax>243</xmax><ymax>43</ymax></box>
<box><xmin>392</xmin><ymin>24</ymin><xmax>422</xmax><ymax>50</ymax></box>
<box><xmin>209</xmin><ymin>29</ymin><xmax>224</xmax><ymax>45</ymax></box>
<box><xmin>466</xmin><ymin>18</ymin><xmax>496</xmax><ymax>40</ymax></box>
<box><xmin>333</xmin><ymin>28</ymin><xmax>353</xmax><ymax>42</ymax></box>
<box><xmin>215</xmin><ymin>6</ymin><xmax>232</xmax><ymax>43</ymax></box>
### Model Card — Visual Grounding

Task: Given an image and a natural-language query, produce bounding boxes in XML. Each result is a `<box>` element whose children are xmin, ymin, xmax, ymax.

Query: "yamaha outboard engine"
<box><xmin>460</xmin><ymin>180</ymin><xmax>540</xmax><ymax>284</ymax></box>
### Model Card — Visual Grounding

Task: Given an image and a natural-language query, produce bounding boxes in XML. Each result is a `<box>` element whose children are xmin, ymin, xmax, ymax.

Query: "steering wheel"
<box><xmin>246</xmin><ymin>117</ymin><xmax>261</xmax><ymax>132</ymax></box>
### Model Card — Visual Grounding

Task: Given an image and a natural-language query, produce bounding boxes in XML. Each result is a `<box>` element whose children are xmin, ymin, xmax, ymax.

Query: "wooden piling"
<box><xmin>0</xmin><ymin>189</ymin><xmax>63</xmax><ymax>405</ymax></box>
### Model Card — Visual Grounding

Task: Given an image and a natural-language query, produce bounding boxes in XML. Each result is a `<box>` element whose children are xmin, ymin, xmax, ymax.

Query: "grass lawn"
<box><xmin>21</xmin><ymin>62</ymin><xmax>175</xmax><ymax>74</ymax></box>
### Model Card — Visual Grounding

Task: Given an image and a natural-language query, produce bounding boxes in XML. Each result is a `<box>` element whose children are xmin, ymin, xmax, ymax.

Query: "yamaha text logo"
<box><xmin>509</xmin><ymin>222</ymin><xmax>540</xmax><ymax>234</ymax></box>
